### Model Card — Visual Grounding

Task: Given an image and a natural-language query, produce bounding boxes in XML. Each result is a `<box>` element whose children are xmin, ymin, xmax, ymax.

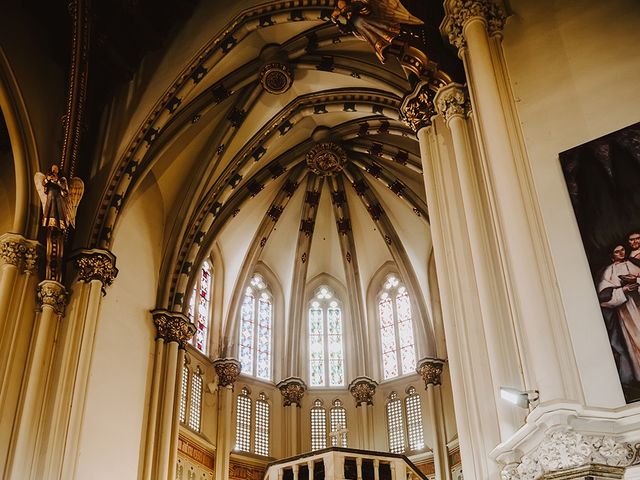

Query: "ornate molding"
<box><xmin>277</xmin><ymin>377</ymin><xmax>307</xmax><ymax>407</ymax></box>
<box><xmin>434</xmin><ymin>83</ymin><xmax>468</xmax><ymax>124</ymax></box>
<box><xmin>213</xmin><ymin>358</ymin><xmax>242</xmax><ymax>388</ymax></box>
<box><xmin>151</xmin><ymin>309</ymin><xmax>196</xmax><ymax>348</ymax></box>
<box><xmin>37</xmin><ymin>280</ymin><xmax>68</xmax><ymax>315</ymax></box>
<box><xmin>348</xmin><ymin>376</ymin><xmax>378</xmax><ymax>406</ymax></box>
<box><xmin>417</xmin><ymin>357</ymin><xmax>445</xmax><ymax>387</ymax></box>
<box><xmin>259</xmin><ymin>62</ymin><xmax>293</xmax><ymax>95</ymax></box>
<box><xmin>72</xmin><ymin>248</ymin><xmax>118</xmax><ymax>290</ymax></box>
<box><xmin>306</xmin><ymin>142</ymin><xmax>347</xmax><ymax>176</ymax></box>
<box><xmin>500</xmin><ymin>427</ymin><xmax>640</xmax><ymax>480</ymax></box>
<box><xmin>441</xmin><ymin>0</ymin><xmax>507</xmax><ymax>51</ymax></box>
<box><xmin>0</xmin><ymin>233</ymin><xmax>40</xmax><ymax>274</ymax></box>
<box><xmin>400</xmin><ymin>81</ymin><xmax>437</xmax><ymax>132</ymax></box>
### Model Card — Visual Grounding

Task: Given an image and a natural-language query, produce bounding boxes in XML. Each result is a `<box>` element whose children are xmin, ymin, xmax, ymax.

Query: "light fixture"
<box><xmin>500</xmin><ymin>387</ymin><xmax>539</xmax><ymax>408</ymax></box>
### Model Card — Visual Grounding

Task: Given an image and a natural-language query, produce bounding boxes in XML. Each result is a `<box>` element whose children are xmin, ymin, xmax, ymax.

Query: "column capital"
<box><xmin>434</xmin><ymin>83</ymin><xmax>469</xmax><ymax>124</ymax></box>
<box><xmin>213</xmin><ymin>358</ymin><xmax>241</xmax><ymax>388</ymax></box>
<box><xmin>348</xmin><ymin>376</ymin><xmax>378</xmax><ymax>406</ymax></box>
<box><xmin>400</xmin><ymin>80</ymin><xmax>437</xmax><ymax>132</ymax></box>
<box><xmin>151</xmin><ymin>309</ymin><xmax>196</xmax><ymax>348</ymax></box>
<box><xmin>277</xmin><ymin>376</ymin><xmax>307</xmax><ymax>407</ymax></box>
<box><xmin>72</xmin><ymin>248</ymin><xmax>118</xmax><ymax>292</ymax></box>
<box><xmin>37</xmin><ymin>279</ymin><xmax>68</xmax><ymax>315</ymax></box>
<box><xmin>440</xmin><ymin>0</ymin><xmax>506</xmax><ymax>51</ymax></box>
<box><xmin>417</xmin><ymin>357</ymin><xmax>446</xmax><ymax>387</ymax></box>
<box><xmin>0</xmin><ymin>233</ymin><xmax>40</xmax><ymax>274</ymax></box>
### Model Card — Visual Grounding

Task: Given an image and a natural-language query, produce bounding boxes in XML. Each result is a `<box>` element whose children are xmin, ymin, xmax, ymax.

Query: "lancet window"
<box><xmin>235</xmin><ymin>387</ymin><xmax>252</xmax><ymax>453</ymax></box>
<box><xmin>239</xmin><ymin>274</ymin><xmax>273</xmax><ymax>380</ymax></box>
<box><xmin>179</xmin><ymin>362</ymin><xmax>203</xmax><ymax>433</ymax></box>
<box><xmin>188</xmin><ymin>261</ymin><xmax>212</xmax><ymax>354</ymax></box>
<box><xmin>385</xmin><ymin>388</ymin><xmax>425</xmax><ymax>454</ymax></box>
<box><xmin>310</xmin><ymin>399</ymin><xmax>327</xmax><ymax>451</ymax></box>
<box><xmin>329</xmin><ymin>399</ymin><xmax>348</xmax><ymax>447</ymax></box>
<box><xmin>235</xmin><ymin>387</ymin><xmax>270</xmax><ymax>457</ymax></box>
<box><xmin>254</xmin><ymin>392</ymin><xmax>270</xmax><ymax>456</ymax></box>
<box><xmin>308</xmin><ymin>286</ymin><xmax>344</xmax><ymax>387</ymax></box>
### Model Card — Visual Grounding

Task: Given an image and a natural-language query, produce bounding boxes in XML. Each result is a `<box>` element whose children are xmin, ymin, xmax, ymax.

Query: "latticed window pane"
<box><xmin>329</xmin><ymin>399</ymin><xmax>347</xmax><ymax>447</ymax></box>
<box><xmin>256</xmin><ymin>294</ymin><xmax>272</xmax><ymax>380</ymax></box>
<box><xmin>179</xmin><ymin>364</ymin><xmax>189</xmax><ymax>424</ymax></box>
<box><xmin>236</xmin><ymin>388</ymin><xmax>252</xmax><ymax>452</ymax></box>
<box><xmin>310</xmin><ymin>400</ymin><xmax>327</xmax><ymax>451</ymax></box>
<box><xmin>309</xmin><ymin>304</ymin><xmax>325</xmax><ymax>386</ymax></box>
<box><xmin>405</xmin><ymin>387</ymin><xmax>424</xmax><ymax>451</ymax></box>
<box><xmin>254</xmin><ymin>393</ymin><xmax>270</xmax><ymax>456</ymax></box>
<box><xmin>240</xmin><ymin>288</ymin><xmax>255</xmax><ymax>375</ymax></box>
<box><xmin>386</xmin><ymin>392</ymin><xmax>405</xmax><ymax>454</ymax></box>
<box><xmin>194</xmin><ymin>262</ymin><xmax>212</xmax><ymax>354</ymax></box>
<box><xmin>188</xmin><ymin>371</ymin><xmax>203</xmax><ymax>432</ymax></box>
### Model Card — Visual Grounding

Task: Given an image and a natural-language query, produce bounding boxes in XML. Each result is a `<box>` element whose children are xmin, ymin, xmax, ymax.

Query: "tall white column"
<box><xmin>277</xmin><ymin>377</ymin><xmax>306</xmax><ymax>456</ymax></box>
<box><xmin>213</xmin><ymin>358</ymin><xmax>241</xmax><ymax>480</ymax></box>
<box><xmin>348</xmin><ymin>376</ymin><xmax>377</xmax><ymax>450</ymax></box>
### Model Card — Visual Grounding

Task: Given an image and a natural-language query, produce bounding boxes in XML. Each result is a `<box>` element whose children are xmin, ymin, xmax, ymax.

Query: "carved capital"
<box><xmin>434</xmin><ymin>83</ymin><xmax>469</xmax><ymax>123</ymax></box>
<box><xmin>0</xmin><ymin>233</ymin><xmax>40</xmax><ymax>274</ymax></box>
<box><xmin>417</xmin><ymin>357</ymin><xmax>445</xmax><ymax>387</ymax></box>
<box><xmin>277</xmin><ymin>377</ymin><xmax>307</xmax><ymax>407</ymax></box>
<box><xmin>37</xmin><ymin>280</ymin><xmax>68</xmax><ymax>315</ymax></box>
<box><xmin>151</xmin><ymin>309</ymin><xmax>196</xmax><ymax>348</ymax></box>
<box><xmin>400</xmin><ymin>81</ymin><xmax>437</xmax><ymax>132</ymax></box>
<box><xmin>213</xmin><ymin>358</ymin><xmax>242</xmax><ymax>388</ymax></box>
<box><xmin>72</xmin><ymin>248</ymin><xmax>118</xmax><ymax>291</ymax></box>
<box><xmin>348</xmin><ymin>376</ymin><xmax>378</xmax><ymax>406</ymax></box>
<box><xmin>441</xmin><ymin>0</ymin><xmax>506</xmax><ymax>51</ymax></box>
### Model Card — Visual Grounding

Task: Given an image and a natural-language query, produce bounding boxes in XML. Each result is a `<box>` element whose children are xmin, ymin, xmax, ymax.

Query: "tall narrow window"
<box><xmin>405</xmin><ymin>386</ymin><xmax>425</xmax><ymax>451</ymax></box>
<box><xmin>308</xmin><ymin>286</ymin><xmax>344</xmax><ymax>387</ymax></box>
<box><xmin>386</xmin><ymin>391</ymin><xmax>405</xmax><ymax>454</ymax></box>
<box><xmin>236</xmin><ymin>387</ymin><xmax>252</xmax><ymax>452</ymax></box>
<box><xmin>179</xmin><ymin>363</ymin><xmax>189</xmax><ymax>424</ymax></box>
<box><xmin>310</xmin><ymin>399</ymin><xmax>327</xmax><ymax>451</ymax></box>
<box><xmin>188</xmin><ymin>261</ymin><xmax>212</xmax><ymax>355</ymax></box>
<box><xmin>239</xmin><ymin>274</ymin><xmax>273</xmax><ymax>380</ymax></box>
<box><xmin>379</xmin><ymin>275</ymin><xmax>416</xmax><ymax>380</ymax></box>
<box><xmin>254</xmin><ymin>392</ymin><xmax>270</xmax><ymax>457</ymax></box>
<box><xmin>329</xmin><ymin>399</ymin><xmax>347</xmax><ymax>447</ymax></box>
<box><xmin>188</xmin><ymin>367</ymin><xmax>203</xmax><ymax>432</ymax></box>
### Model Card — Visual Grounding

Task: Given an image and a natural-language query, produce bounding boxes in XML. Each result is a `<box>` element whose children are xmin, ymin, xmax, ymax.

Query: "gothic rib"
<box><xmin>346</xmin><ymin>139</ymin><xmax>422</xmax><ymax>173</ymax></box>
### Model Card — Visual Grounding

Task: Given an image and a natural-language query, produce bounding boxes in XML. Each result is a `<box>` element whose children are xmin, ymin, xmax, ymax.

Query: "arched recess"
<box><xmin>0</xmin><ymin>47</ymin><xmax>40</xmax><ymax>236</ymax></box>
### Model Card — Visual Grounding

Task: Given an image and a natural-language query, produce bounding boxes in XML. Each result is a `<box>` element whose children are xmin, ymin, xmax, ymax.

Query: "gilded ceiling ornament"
<box><xmin>434</xmin><ymin>84</ymin><xmax>468</xmax><ymax>123</ymax></box>
<box><xmin>259</xmin><ymin>62</ymin><xmax>293</xmax><ymax>95</ymax></box>
<box><xmin>441</xmin><ymin>0</ymin><xmax>506</xmax><ymax>51</ymax></box>
<box><xmin>213</xmin><ymin>358</ymin><xmax>242</xmax><ymax>388</ymax></box>
<box><xmin>73</xmin><ymin>248</ymin><xmax>118</xmax><ymax>291</ymax></box>
<box><xmin>37</xmin><ymin>280</ymin><xmax>68</xmax><ymax>316</ymax></box>
<box><xmin>306</xmin><ymin>142</ymin><xmax>347</xmax><ymax>176</ymax></box>
<box><xmin>0</xmin><ymin>233</ymin><xmax>40</xmax><ymax>274</ymax></box>
<box><xmin>348</xmin><ymin>376</ymin><xmax>378</xmax><ymax>406</ymax></box>
<box><xmin>277</xmin><ymin>377</ymin><xmax>307</xmax><ymax>407</ymax></box>
<box><xmin>417</xmin><ymin>357</ymin><xmax>445</xmax><ymax>387</ymax></box>
<box><xmin>400</xmin><ymin>80</ymin><xmax>437</xmax><ymax>132</ymax></box>
<box><xmin>151</xmin><ymin>309</ymin><xmax>196</xmax><ymax>348</ymax></box>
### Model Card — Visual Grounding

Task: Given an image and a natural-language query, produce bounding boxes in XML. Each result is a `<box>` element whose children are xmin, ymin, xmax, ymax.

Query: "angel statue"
<box><xmin>34</xmin><ymin>164</ymin><xmax>84</xmax><ymax>281</ymax></box>
<box><xmin>330</xmin><ymin>0</ymin><xmax>423</xmax><ymax>63</ymax></box>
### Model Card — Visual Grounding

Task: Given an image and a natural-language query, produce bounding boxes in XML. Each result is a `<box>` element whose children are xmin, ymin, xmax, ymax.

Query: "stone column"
<box><xmin>213</xmin><ymin>358</ymin><xmax>241</xmax><ymax>480</ymax></box>
<box><xmin>417</xmin><ymin>358</ymin><xmax>450</xmax><ymax>480</ymax></box>
<box><xmin>277</xmin><ymin>377</ymin><xmax>306</xmax><ymax>456</ymax></box>
<box><xmin>348</xmin><ymin>376</ymin><xmax>377</xmax><ymax>450</ymax></box>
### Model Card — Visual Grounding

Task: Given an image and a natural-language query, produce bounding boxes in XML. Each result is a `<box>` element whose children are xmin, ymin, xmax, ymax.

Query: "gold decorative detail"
<box><xmin>306</xmin><ymin>142</ymin><xmax>347</xmax><ymax>176</ymax></box>
<box><xmin>441</xmin><ymin>0</ymin><xmax>506</xmax><ymax>50</ymax></box>
<box><xmin>434</xmin><ymin>83</ymin><xmax>468</xmax><ymax>123</ymax></box>
<box><xmin>0</xmin><ymin>233</ymin><xmax>40</xmax><ymax>274</ymax></box>
<box><xmin>73</xmin><ymin>248</ymin><xmax>118</xmax><ymax>291</ymax></box>
<box><xmin>151</xmin><ymin>309</ymin><xmax>196</xmax><ymax>348</ymax></box>
<box><xmin>260</xmin><ymin>62</ymin><xmax>293</xmax><ymax>94</ymax></box>
<box><xmin>417</xmin><ymin>357</ymin><xmax>445</xmax><ymax>387</ymax></box>
<box><xmin>348</xmin><ymin>376</ymin><xmax>378</xmax><ymax>406</ymax></box>
<box><xmin>277</xmin><ymin>377</ymin><xmax>307</xmax><ymax>406</ymax></box>
<box><xmin>400</xmin><ymin>80</ymin><xmax>437</xmax><ymax>132</ymax></box>
<box><xmin>213</xmin><ymin>358</ymin><xmax>242</xmax><ymax>388</ymax></box>
<box><xmin>37</xmin><ymin>280</ymin><xmax>68</xmax><ymax>315</ymax></box>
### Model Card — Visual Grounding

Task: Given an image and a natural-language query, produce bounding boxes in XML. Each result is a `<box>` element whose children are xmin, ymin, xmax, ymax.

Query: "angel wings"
<box><xmin>34</xmin><ymin>169</ymin><xmax>84</xmax><ymax>231</ymax></box>
<box><xmin>366</xmin><ymin>0</ymin><xmax>424</xmax><ymax>26</ymax></box>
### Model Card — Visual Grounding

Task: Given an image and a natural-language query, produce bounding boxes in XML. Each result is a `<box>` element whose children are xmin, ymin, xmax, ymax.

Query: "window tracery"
<box><xmin>309</xmin><ymin>286</ymin><xmax>344</xmax><ymax>387</ymax></box>
<box><xmin>239</xmin><ymin>274</ymin><xmax>273</xmax><ymax>380</ymax></box>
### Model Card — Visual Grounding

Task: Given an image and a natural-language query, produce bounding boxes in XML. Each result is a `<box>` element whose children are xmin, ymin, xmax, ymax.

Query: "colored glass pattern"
<box><xmin>239</xmin><ymin>274</ymin><xmax>273</xmax><ymax>380</ymax></box>
<box><xmin>308</xmin><ymin>287</ymin><xmax>344</xmax><ymax>387</ymax></box>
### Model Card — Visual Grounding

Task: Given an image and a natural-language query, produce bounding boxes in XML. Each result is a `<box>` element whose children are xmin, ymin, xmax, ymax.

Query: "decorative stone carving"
<box><xmin>277</xmin><ymin>377</ymin><xmax>307</xmax><ymax>407</ymax></box>
<box><xmin>0</xmin><ymin>233</ymin><xmax>40</xmax><ymax>273</ymax></box>
<box><xmin>72</xmin><ymin>248</ymin><xmax>118</xmax><ymax>291</ymax></box>
<box><xmin>348</xmin><ymin>376</ymin><xmax>378</xmax><ymax>406</ymax></box>
<box><xmin>441</xmin><ymin>0</ymin><xmax>507</xmax><ymax>50</ymax></box>
<box><xmin>37</xmin><ymin>280</ymin><xmax>68</xmax><ymax>315</ymax></box>
<box><xmin>151</xmin><ymin>309</ymin><xmax>196</xmax><ymax>348</ymax></box>
<box><xmin>417</xmin><ymin>357</ymin><xmax>445</xmax><ymax>387</ymax></box>
<box><xmin>306</xmin><ymin>142</ymin><xmax>347</xmax><ymax>176</ymax></box>
<box><xmin>434</xmin><ymin>84</ymin><xmax>468</xmax><ymax>123</ymax></box>
<box><xmin>213</xmin><ymin>358</ymin><xmax>242</xmax><ymax>388</ymax></box>
<box><xmin>500</xmin><ymin>427</ymin><xmax>640</xmax><ymax>480</ymax></box>
<box><xmin>400</xmin><ymin>81</ymin><xmax>437</xmax><ymax>132</ymax></box>
<box><xmin>259</xmin><ymin>62</ymin><xmax>293</xmax><ymax>94</ymax></box>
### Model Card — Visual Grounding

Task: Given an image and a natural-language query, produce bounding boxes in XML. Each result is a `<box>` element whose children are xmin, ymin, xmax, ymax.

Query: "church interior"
<box><xmin>1</xmin><ymin>1</ymin><xmax>640</xmax><ymax>479</ymax></box>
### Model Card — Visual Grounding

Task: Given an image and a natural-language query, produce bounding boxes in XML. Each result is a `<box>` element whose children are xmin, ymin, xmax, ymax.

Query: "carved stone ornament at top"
<box><xmin>213</xmin><ymin>358</ymin><xmax>242</xmax><ymax>388</ymax></box>
<box><xmin>500</xmin><ymin>427</ymin><xmax>640</xmax><ymax>480</ymax></box>
<box><xmin>441</xmin><ymin>0</ymin><xmax>506</xmax><ymax>50</ymax></box>
<box><xmin>306</xmin><ymin>142</ymin><xmax>347</xmax><ymax>176</ymax></box>
<box><xmin>400</xmin><ymin>80</ymin><xmax>437</xmax><ymax>132</ymax></box>
<box><xmin>37</xmin><ymin>280</ymin><xmax>68</xmax><ymax>315</ymax></box>
<box><xmin>348</xmin><ymin>376</ymin><xmax>378</xmax><ymax>406</ymax></box>
<box><xmin>73</xmin><ymin>248</ymin><xmax>119</xmax><ymax>289</ymax></box>
<box><xmin>260</xmin><ymin>62</ymin><xmax>293</xmax><ymax>95</ymax></box>
<box><xmin>151</xmin><ymin>309</ymin><xmax>196</xmax><ymax>348</ymax></box>
<box><xmin>434</xmin><ymin>84</ymin><xmax>468</xmax><ymax>124</ymax></box>
<box><xmin>277</xmin><ymin>377</ymin><xmax>307</xmax><ymax>407</ymax></box>
<box><xmin>0</xmin><ymin>233</ymin><xmax>40</xmax><ymax>274</ymax></box>
<box><xmin>417</xmin><ymin>357</ymin><xmax>445</xmax><ymax>387</ymax></box>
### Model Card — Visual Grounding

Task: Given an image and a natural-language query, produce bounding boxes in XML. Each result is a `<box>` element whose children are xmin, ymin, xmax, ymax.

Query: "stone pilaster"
<box><xmin>213</xmin><ymin>358</ymin><xmax>242</xmax><ymax>388</ymax></box>
<box><xmin>348</xmin><ymin>376</ymin><xmax>377</xmax><ymax>406</ymax></box>
<box><xmin>72</xmin><ymin>248</ymin><xmax>118</xmax><ymax>292</ymax></box>
<box><xmin>0</xmin><ymin>233</ymin><xmax>40</xmax><ymax>273</ymax></box>
<box><xmin>440</xmin><ymin>0</ymin><xmax>506</xmax><ymax>51</ymax></box>
<box><xmin>277</xmin><ymin>376</ymin><xmax>307</xmax><ymax>407</ymax></box>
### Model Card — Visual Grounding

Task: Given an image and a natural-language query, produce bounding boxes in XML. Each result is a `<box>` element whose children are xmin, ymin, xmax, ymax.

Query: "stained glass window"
<box><xmin>239</xmin><ymin>274</ymin><xmax>272</xmax><ymax>380</ymax></box>
<box><xmin>308</xmin><ymin>286</ymin><xmax>344</xmax><ymax>387</ymax></box>
<box><xmin>254</xmin><ymin>392</ymin><xmax>270</xmax><ymax>456</ymax></box>
<box><xmin>379</xmin><ymin>275</ymin><xmax>416</xmax><ymax>380</ymax></box>
<box><xmin>386</xmin><ymin>391</ymin><xmax>405</xmax><ymax>454</ymax></box>
<box><xmin>179</xmin><ymin>364</ymin><xmax>189</xmax><ymax>424</ymax></box>
<box><xmin>310</xmin><ymin>399</ymin><xmax>327</xmax><ymax>451</ymax></box>
<box><xmin>188</xmin><ymin>368</ymin><xmax>203</xmax><ymax>432</ymax></box>
<box><xmin>188</xmin><ymin>262</ymin><xmax>212</xmax><ymax>355</ymax></box>
<box><xmin>329</xmin><ymin>399</ymin><xmax>347</xmax><ymax>447</ymax></box>
<box><xmin>405</xmin><ymin>386</ymin><xmax>424</xmax><ymax>451</ymax></box>
<box><xmin>236</xmin><ymin>387</ymin><xmax>252</xmax><ymax>453</ymax></box>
